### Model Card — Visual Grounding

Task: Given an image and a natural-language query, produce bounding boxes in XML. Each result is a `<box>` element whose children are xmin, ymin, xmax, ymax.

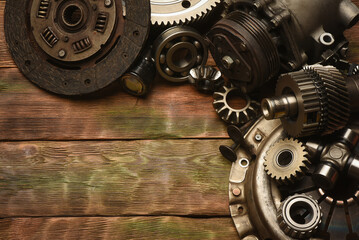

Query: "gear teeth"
<box><xmin>213</xmin><ymin>85</ymin><xmax>260</xmax><ymax>125</ymax></box>
<box><xmin>264</xmin><ymin>138</ymin><xmax>311</xmax><ymax>185</ymax></box>
<box><xmin>277</xmin><ymin>194</ymin><xmax>322</xmax><ymax>239</ymax></box>
<box><xmin>151</xmin><ymin>0</ymin><xmax>222</xmax><ymax>26</ymax></box>
<box><xmin>304</xmin><ymin>65</ymin><xmax>350</xmax><ymax>135</ymax></box>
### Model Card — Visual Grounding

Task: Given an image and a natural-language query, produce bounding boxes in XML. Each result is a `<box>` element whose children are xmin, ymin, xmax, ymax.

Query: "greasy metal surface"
<box><xmin>208</xmin><ymin>0</ymin><xmax>359</xmax><ymax>92</ymax></box>
<box><xmin>5</xmin><ymin>0</ymin><xmax>150</xmax><ymax>95</ymax></box>
<box><xmin>153</xmin><ymin>26</ymin><xmax>208</xmax><ymax>83</ymax></box>
<box><xmin>229</xmin><ymin>117</ymin><xmax>359</xmax><ymax>239</ymax></box>
<box><xmin>189</xmin><ymin>65</ymin><xmax>223</xmax><ymax>94</ymax></box>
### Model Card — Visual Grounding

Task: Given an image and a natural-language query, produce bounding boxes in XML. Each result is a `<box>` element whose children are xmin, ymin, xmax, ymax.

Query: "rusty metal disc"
<box><xmin>5</xmin><ymin>0</ymin><xmax>150</xmax><ymax>95</ymax></box>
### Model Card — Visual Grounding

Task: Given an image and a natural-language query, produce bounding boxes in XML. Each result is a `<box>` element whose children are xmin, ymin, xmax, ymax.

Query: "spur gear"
<box><xmin>150</xmin><ymin>0</ymin><xmax>222</xmax><ymax>26</ymax></box>
<box><xmin>262</xmin><ymin>65</ymin><xmax>351</xmax><ymax>137</ymax></box>
<box><xmin>277</xmin><ymin>194</ymin><xmax>322</xmax><ymax>239</ymax></box>
<box><xmin>264</xmin><ymin>138</ymin><xmax>311</xmax><ymax>185</ymax></box>
<box><xmin>213</xmin><ymin>85</ymin><xmax>260</xmax><ymax>125</ymax></box>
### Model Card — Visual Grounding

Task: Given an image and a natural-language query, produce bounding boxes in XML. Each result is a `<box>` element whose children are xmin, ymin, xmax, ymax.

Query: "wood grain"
<box><xmin>0</xmin><ymin>140</ymin><xmax>232</xmax><ymax>217</ymax></box>
<box><xmin>0</xmin><ymin>68</ymin><xmax>227</xmax><ymax>140</ymax></box>
<box><xmin>0</xmin><ymin>217</ymin><xmax>238</xmax><ymax>240</ymax></box>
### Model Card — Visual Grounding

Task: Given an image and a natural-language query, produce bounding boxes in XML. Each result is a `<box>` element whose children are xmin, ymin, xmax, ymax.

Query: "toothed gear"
<box><xmin>276</xmin><ymin>65</ymin><xmax>350</xmax><ymax>137</ymax></box>
<box><xmin>264</xmin><ymin>138</ymin><xmax>311</xmax><ymax>185</ymax></box>
<box><xmin>277</xmin><ymin>194</ymin><xmax>322</xmax><ymax>239</ymax></box>
<box><xmin>150</xmin><ymin>0</ymin><xmax>222</xmax><ymax>26</ymax></box>
<box><xmin>213</xmin><ymin>85</ymin><xmax>260</xmax><ymax>125</ymax></box>
<box><xmin>189</xmin><ymin>65</ymin><xmax>224</xmax><ymax>93</ymax></box>
<box><xmin>303</xmin><ymin>65</ymin><xmax>350</xmax><ymax>135</ymax></box>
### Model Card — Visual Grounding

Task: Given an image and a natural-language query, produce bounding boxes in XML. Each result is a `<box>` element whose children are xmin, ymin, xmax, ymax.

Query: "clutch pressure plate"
<box><xmin>5</xmin><ymin>0</ymin><xmax>150</xmax><ymax>95</ymax></box>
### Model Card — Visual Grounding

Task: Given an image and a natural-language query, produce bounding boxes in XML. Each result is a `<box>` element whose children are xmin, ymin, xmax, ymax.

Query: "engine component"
<box><xmin>306</xmin><ymin>128</ymin><xmax>359</xmax><ymax>190</ymax></box>
<box><xmin>120</xmin><ymin>48</ymin><xmax>155</xmax><ymax>97</ymax></box>
<box><xmin>264</xmin><ymin>138</ymin><xmax>310</xmax><ymax>185</ymax></box>
<box><xmin>207</xmin><ymin>0</ymin><xmax>359</xmax><ymax>92</ymax></box>
<box><xmin>262</xmin><ymin>65</ymin><xmax>356</xmax><ymax>137</ymax></box>
<box><xmin>188</xmin><ymin>65</ymin><xmax>223</xmax><ymax>93</ymax></box>
<box><xmin>277</xmin><ymin>194</ymin><xmax>322</xmax><ymax>239</ymax></box>
<box><xmin>150</xmin><ymin>0</ymin><xmax>221</xmax><ymax>26</ymax></box>
<box><xmin>213</xmin><ymin>85</ymin><xmax>260</xmax><ymax>125</ymax></box>
<box><xmin>153</xmin><ymin>26</ymin><xmax>208</xmax><ymax>83</ymax></box>
<box><xmin>4</xmin><ymin>0</ymin><xmax>150</xmax><ymax>95</ymax></box>
<box><xmin>228</xmin><ymin>117</ymin><xmax>359</xmax><ymax>239</ymax></box>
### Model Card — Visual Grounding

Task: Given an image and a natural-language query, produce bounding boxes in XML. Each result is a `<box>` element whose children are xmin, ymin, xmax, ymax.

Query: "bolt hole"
<box><xmin>84</xmin><ymin>79</ymin><xmax>91</xmax><ymax>85</ymax></box>
<box><xmin>276</xmin><ymin>150</ymin><xmax>293</xmax><ymax>167</ymax></box>
<box><xmin>182</xmin><ymin>0</ymin><xmax>191</xmax><ymax>8</ymax></box>
<box><xmin>239</xmin><ymin>158</ymin><xmax>249</xmax><ymax>168</ymax></box>
<box><xmin>238</xmin><ymin>206</ymin><xmax>244</xmax><ymax>214</ymax></box>
<box><xmin>320</xmin><ymin>33</ymin><xmax>335</xmax><ymax>46</ymax></box>
<box><xmin>63</xmin><ymin>81</ymin><xmax>68</xmax><ymax>86</ymax></box>
<box><xmin>133</xmin><ymin>30</ymin><xmax>140</xmax><ymax>37</ymax></box>
<box><xmin>123</xmin><ymin>53</ymin><xmax>128</xmax><ymax>58</ymax></box>
<box><xmin>25</xmin><ymin>60</ymin><xmax>31</xmax><ymax>66</ymax></box>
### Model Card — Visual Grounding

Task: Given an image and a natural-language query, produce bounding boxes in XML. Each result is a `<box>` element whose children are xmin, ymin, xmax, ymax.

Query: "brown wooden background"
<box><xmin>1</xmin><ymin>1</ymin><xmax>359</xmax><ymax>239</ymax></box>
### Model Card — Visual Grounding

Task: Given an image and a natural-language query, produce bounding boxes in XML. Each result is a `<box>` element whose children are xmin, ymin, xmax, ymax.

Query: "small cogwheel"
<box><xmin>264</xmin><ymin>138</ymin><xmax>311</xmax><ymax>185</ymax></box>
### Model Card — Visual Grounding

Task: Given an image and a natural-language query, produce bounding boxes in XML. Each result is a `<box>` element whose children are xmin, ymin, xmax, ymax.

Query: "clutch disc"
<box><xmin>5</xmin><ymin>0</ymin><xmax>150</xmax><ymax>95</ymax></box>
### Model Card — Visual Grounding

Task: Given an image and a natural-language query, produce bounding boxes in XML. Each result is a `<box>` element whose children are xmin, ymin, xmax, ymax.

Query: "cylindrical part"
<box><xmin>339</xmin><ymin>128</ymin><xmax>359</xmax><ymax>149</ymax></box>
<box><xmin>261</xmin><ymin>95</ymin><xmax>298</xmax><ymax>120</ymax></box>
<box><xmin>339</xmin><ymin>1</ymin><xmax>359</xmax><ymax>28</ymax></box>
<box><xmin>312</xmin><ymin>163</ymin><xmax>339</xmax><ymax>190</ymax></box>
<box><xmin>120</xmin><ymin>48</ymin><xmax>155</xmax><ymax>97</ymax></box>
<box><xmin>305</xmin><ymin>140</ymin><xmax>325</xmax><ymax>161</ymax></box>
<box><xmin>347</xmin><ymin>155</ymin><xmax>359</xmax><ymax>180</ymax></box>
<box><xmin>346</xmin><ymin>75</ymin><xmax>359</xmax><ymax>112</ymax></box>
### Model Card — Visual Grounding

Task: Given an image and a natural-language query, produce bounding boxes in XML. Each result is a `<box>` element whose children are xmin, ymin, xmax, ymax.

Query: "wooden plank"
<box><xmin>0</xmin><ymin>140</ymin><xmax>232</xmax><ymax>217</ymax></box>
<box><xmin>0</xmin><ymin>217</ymin><xmax>239</xmax><ymax>240</ymax></box>
<box><xmin>0</xmin><ymin>67</ymin><xmax>228</xmax><ymax>140</ymax></box>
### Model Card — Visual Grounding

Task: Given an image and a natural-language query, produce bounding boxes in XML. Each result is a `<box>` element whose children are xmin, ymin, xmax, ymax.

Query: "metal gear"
<box><xmin>264</xmin><ymin>138</ymin><xmax>311</xmax><ymax>185</ymax></box>
<box><xmin>213</xmin><ymin>85</ymin><xmax>260</xmax><ymax>125</ymax></box>
<box><xmin>153</xmin><ymin>26</ymin><xmax>208</xmax><ymax>83</ymax></box>
<box><xmin>277</xmin><ymin>194</ymin><xmax>322</xmax><ymax>239</ymax></box>
<box><xmin>5</xmin><ymin>0</ymin><xmax>150</xmax><ymax>95</ymax></box>
<box><xmin>262</xmin><ymin>65</ymin><xmax>351</xmax><ymax>137</ymax></box>
<box><xmin>150</xmin><ymin>0</ymin><xmax>222</xmax><ymax>26</ymax></box>
<box><xmin>188</xmin><ymin>65</ymin><xmax>224</xmax><ymax>93</ymax></box>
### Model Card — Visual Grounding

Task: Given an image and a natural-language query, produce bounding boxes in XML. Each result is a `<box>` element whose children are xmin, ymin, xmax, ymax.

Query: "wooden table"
<box><xmin>1</xmin><ymin>1</ymin><xmax>359</xmax><ymax>239</ymax></box>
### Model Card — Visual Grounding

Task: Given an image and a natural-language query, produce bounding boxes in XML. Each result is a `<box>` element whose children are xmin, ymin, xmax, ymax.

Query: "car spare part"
<box><xmin>264</xmin><ymin>138</ymin><xmax>310</xmax><ymax>185</ymax></box>
<box><xmin>228</xmin><ymin>117</ymin><xmax>359</xmax><ymax>239</ymax></box>
<box><xmin>261</xmin><ymin>65</ymin><xmax>359</xmax><ymax>138</ymax></box>
<box><xmin>207</xmin><ymin>0</ymin><xmax>359</xmax><ymax>93</ymax></box>
<box><xmin>153</xmin><ymin>26</ymin><xmax>208</xmax><ymax>83</ymax></box>
<box><xmin>213</xmin><ymin>85</ymin><xmax>260</xmax><ymax>125</ymax></box>
<box><xmin>150</xmin><ymin>0</ymin><xmax>222</xmax><ymax>26</ymax></box>
<box><xmin>5</xmin><ymin>0</ymin><xmax>150</xmax><ymax>95</ymax></box>
<box><xmin>120</xmin><ymin>47</ymin><xmax>155</xmax><ymax>97</ymax></box>
<box><xmin>188</xmin><ymin>65</ymin><xmax>223</xmax><ymax>94</ymax></box>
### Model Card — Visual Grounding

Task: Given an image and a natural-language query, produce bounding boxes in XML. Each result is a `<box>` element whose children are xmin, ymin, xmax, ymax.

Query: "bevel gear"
<box><xmin>277</xmin><ymin>194</ymin><xmax>322</xmax><ymax>239</ymax></box>
<box><xmin>150</xmin><ymin>0</ymin><xmax>222</xmax><ymax>26</ymax></box>
<box><xmin>264</xmin><ymin>138</ymin><xmax>310</xmax><ymax>185</ymax></box>
<box><xmin>189</xmin><ymin>65</ymin><xmax>223</xmax><ymax>93</ymax></box>
<box><xmin>213</xmin><ymin>85</ymin><xmax>260</xmax><ymax>125</ymax></box>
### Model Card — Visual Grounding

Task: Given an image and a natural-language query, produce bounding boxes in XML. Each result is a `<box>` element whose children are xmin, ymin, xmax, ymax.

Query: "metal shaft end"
<box><xmin>261</xmin><ymin>95</ymin><xmax>298</xmax><ymax>120</ymax></box>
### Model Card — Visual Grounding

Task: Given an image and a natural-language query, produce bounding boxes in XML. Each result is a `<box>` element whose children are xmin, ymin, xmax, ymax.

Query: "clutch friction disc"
<box><xmin>5</xmin><ymin>0</ymin><xmax>150</xmax><ymax>95</ymax></box>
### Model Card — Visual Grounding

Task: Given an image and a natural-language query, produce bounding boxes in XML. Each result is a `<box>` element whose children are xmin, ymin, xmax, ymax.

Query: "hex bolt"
<box><xmin>58</xmin><ymin>49</ymin><xmax>66</xmax><ymax>58</ymax></box>
<box><xmin>104</xmin><ymin>0</ymin><xmax>112</xmax><ymax>7</ymax></box>
<box><xmin>222</xmin><ymin>56</ymin><xmax>234</xmax><ymax>70</ymax></box>
<box><xmin>220</xmin><ymin>125</ymin><xmax>247</xmax><ymax>162</ymax></box>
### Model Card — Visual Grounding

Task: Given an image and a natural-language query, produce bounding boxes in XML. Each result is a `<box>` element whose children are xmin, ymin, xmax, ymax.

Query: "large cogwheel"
<box><xmin>264</xmin><ymin>138</ymin><xmax>311</xmax><ymax>185</ymax></box>
<box><xmin>150</xmin><ymin>0</ymin><xmax>222</xmax><ymax>26</ymax></box>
